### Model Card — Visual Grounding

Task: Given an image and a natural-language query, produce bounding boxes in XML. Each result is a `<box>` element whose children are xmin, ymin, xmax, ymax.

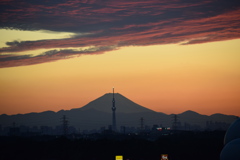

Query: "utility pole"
<box><xmin>61</xmin><ymin>115</ymin><xmax>69</xmax><ymax>136</ymax></box>
<box><xmin>140</xmin><ymin>117</ymin><xmax>144</xmax><ymax>131</ymax></box>
<box><xmin>172</xmin><ymin>114</ymin><xmax>179</xmax><ymax>132</ymax></box>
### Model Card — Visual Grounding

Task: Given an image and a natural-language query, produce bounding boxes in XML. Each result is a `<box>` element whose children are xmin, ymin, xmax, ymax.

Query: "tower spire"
<box><xmin>113</xmin><ymin>87</ymin><xmax>115</xmax><ymax>98</ymax></box>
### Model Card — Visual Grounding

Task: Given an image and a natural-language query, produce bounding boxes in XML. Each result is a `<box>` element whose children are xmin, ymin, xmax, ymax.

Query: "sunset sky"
<box><xmin>0</xmin><ymin>0</ymin><xmax>240</xmax><ymax>116</ymax></box>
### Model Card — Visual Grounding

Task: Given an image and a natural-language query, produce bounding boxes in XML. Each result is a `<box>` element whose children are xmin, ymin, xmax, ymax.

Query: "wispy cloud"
<box><xmin>0</xmin><ymin>46</ymin><xmax>117</xmax><ymax>68</ymax></box>
<box><xmin>0</xmin><ymin>0</ymin><xmax>240</xmax><ymax>67</ymax></box>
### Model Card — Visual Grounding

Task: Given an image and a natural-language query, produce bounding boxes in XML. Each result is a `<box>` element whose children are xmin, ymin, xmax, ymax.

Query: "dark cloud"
<box><xmin>0</xmin><ymin>0</ymin><xmax>240</xmax><ymax>67</ymax></box>
<box><xmin>0</xmin><ymin>46</ymin><xmax>117</xmax><ymax>68</ymax></box>
<box><xmin>5</xmin><ymin>40</ymin><xmax>21</xmax><ymax>46</ymax></box>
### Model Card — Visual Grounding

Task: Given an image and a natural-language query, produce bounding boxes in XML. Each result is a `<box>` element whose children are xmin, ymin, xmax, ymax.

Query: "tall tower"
<box><xmin>112</xmin><ymin>87</ymin><xmax>116</xmax><ymax>131</ymax></box>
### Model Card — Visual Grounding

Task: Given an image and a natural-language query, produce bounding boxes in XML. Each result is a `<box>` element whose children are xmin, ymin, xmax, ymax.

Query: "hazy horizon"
<box><xmin>0</xmin><ymin>92</ymin><xmax>238</xmax><ymax>117</ymax></box>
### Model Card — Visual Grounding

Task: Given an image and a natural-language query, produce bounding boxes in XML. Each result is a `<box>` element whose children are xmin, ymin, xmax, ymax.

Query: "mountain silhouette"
<box><xmin>76</xmin><ymin>93</ymin><xmax>155</xmax><ymax>113</ymax></box>
<box><xmin>0</xmin><ymin>93</ymin><xmax>237</xmax><ymax>131</ymax></box>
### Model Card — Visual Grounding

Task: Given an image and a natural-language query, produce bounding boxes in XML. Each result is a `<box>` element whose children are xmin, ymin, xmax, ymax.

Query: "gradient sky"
<box><xmin>0</xmin><ymin>0</ymin><xmax>240</xmax><ymax>116</ymax></box>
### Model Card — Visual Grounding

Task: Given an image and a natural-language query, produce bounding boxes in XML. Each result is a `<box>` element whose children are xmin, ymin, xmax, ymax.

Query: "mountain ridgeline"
<box><xmin>0</xmin><ymin>93</ymin><xmax>236</xmax><ymax>131</ymax></box>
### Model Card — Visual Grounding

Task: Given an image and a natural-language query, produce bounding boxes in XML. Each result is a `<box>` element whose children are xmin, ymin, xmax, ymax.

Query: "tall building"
<box><xmin>112</xmin><ymin>87</ymin><xmax>116</xmax><ymax>131</ymax></box>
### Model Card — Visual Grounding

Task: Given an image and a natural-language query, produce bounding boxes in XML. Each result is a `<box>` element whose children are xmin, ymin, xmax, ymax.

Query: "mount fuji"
<box><xmin>0</xmin><ymin>93</ymin><xmax>236</xmax><ymax>131</ymax></box>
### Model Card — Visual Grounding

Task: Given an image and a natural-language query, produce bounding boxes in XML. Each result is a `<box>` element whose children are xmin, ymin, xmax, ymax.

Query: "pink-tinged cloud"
<box><xmin>0</xmin><ymin>0</ymin><xmax>240</xmax><ymax>67</ymax></box>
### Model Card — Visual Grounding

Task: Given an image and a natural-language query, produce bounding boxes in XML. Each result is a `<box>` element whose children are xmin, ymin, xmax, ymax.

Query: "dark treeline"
<box><xmin>0</xmin><ymin>131</ymin><xmax>225</xmax><ymax>160</ymax></box>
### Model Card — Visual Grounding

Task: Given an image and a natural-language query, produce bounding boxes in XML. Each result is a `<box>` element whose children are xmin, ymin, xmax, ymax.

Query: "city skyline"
<box><xmin>0</xmin><ymin>0</ymin><xmax>240</xmax><ymax>116</ymax></box>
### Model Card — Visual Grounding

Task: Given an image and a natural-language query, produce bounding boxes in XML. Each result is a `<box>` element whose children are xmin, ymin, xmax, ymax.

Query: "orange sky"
<box><xmin>0</xmin><ymin>38</ymin><xmax>240</xmax><ymax>116</ymax></box>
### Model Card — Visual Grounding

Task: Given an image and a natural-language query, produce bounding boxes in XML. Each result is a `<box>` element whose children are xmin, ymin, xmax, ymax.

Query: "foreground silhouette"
<box><xmin>0</xmin><ymin>130</ymin><xmax>224</xmax><ymax>160</ymax></box>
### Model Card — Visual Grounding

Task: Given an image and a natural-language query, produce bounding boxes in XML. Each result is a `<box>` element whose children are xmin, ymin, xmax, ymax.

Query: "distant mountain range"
<box><xmin>0</xmin><ymin>93</ymin><xmax>237</xmax><ymax>131</ymax></box>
